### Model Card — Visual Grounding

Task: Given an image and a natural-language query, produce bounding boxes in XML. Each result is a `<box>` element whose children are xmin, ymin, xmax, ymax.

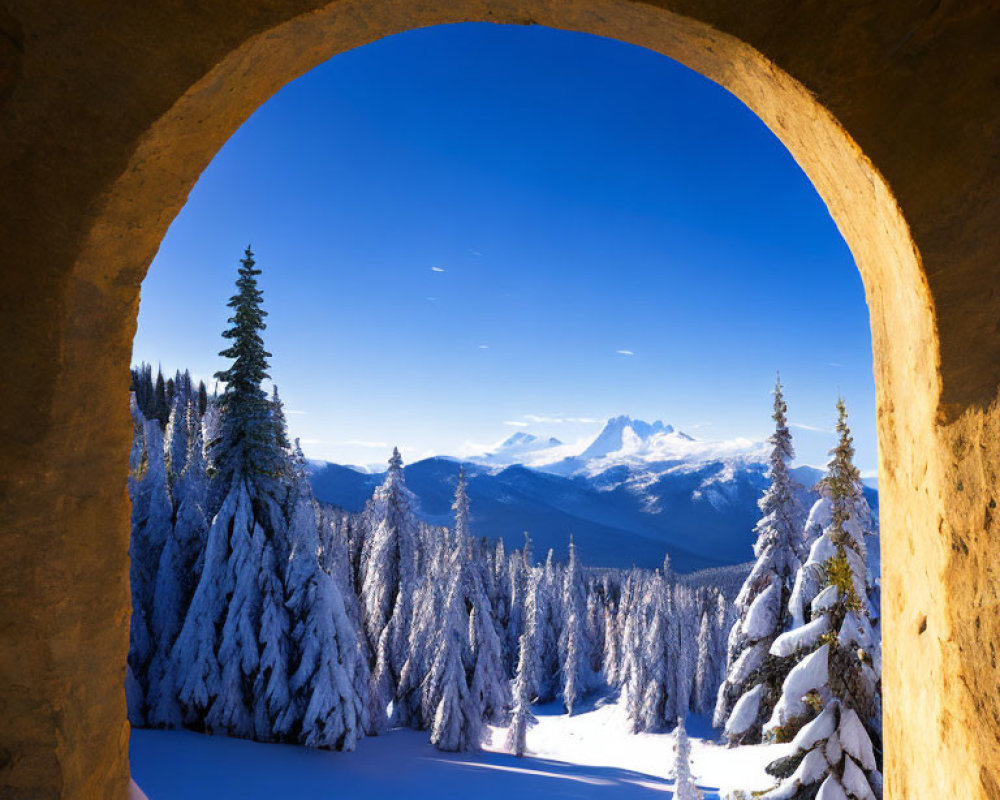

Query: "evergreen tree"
<box><xmin>270</xmin><ymin>385</ymin><xmax>291</xmax><ymax>453</ymax></box>
<box><xmin>154</xmin><ymin>368</ymin><xmax>169</xmax><ymax>428</ymax></box>
<box><xmin>602</xmin><ymin>602</ymin><xmax>621</xmax><ymax>687</ymax></box>
<box><xmin>505</xmin><ymin>533</ymin><xmax>531</xmax><ymax>675</ymax></box>
<box><xmin>763</xmin><ymin>700</ymin><xmax>881</xmax><ymax>800</ymax></box>
<box><xmin>672</xmin><ymin>716</ymin><xmax>703</xmax><ymax>800</ymax></box>
<box><xmin>453</xmin><ymin>475</ymin><xmax>510</xmax><ymax>722</ymax></box>
<box><xmin>253</xmin><ymin>537</ymin><xmax>292</xmax><ymax>740</ymax></box>
<box><xmin>359</xmin><ymin>447</ymin><xmax>420</xmax><ymax>727</ymax></box>
<box><xmin>715</xmin><ymin>377</ymin><xmax>806</xmax><ymax>743</ymax></box>
<box><xmin>559</xmin><ymin>534</ymin><xmax>594</xmax><ymax>714</ymax></box>
<box><xmin>490</xmin><ymin>538</ymin><xmax>510</xmax><ymax>652</ymax></box>
<box><xmin>210</xmin><ymin>247</ymin><xmax>282</xmax><ymax>503</ymax></box>
<box><xmin>764</xmin><ymin>399</ymin><xmax>881</xmax><ymax>760</ymax></box>
<box><xmin>164</xmin><ymin>388</ymin><xmax>191</xmax><ymax>483</ymax></box>
<box><xmin>197</xmin><ymin>380</ymin><xmax>209</xmax><ymax>417</ymax></box>
<box><xmin>284</xmin><ymin>461</ymin><xmax>366</xmax><ymax>750</ymax></box>
<box><xmin>620</xmin><ymin>574</ymin><xmax>648</xmax><ymax>730</ymax></box>
<box><xmin>425</xmin><ymin>547</ymin><xmax>481</xmax><ymax>752</ymax></box>
<box><xmin>206</xmin><ymin>515</ymin><xmax>264</xmax><ymax>738</ymax></box>
<box><xmin>171</xmin><ymin>248</ymin><xmax>292</xmax><ymax>736</ymax></box>
<box><xmin>127</xmin><ymin>414</ymin><xmax>173</xmax><ymax>724</ymax></box>
<box><xmin>171</xmin><ymin>482</ymin><xmax>247</xmax><ymax>726</ymax></box>
<box><xmin>694</xmin><ymin>609</ymin><xmax>715</xmax><ymax>716</ymax></box>
<box><xmin>145</xmin><ymin>420</ymin><xmax>209</xmax><ymax>728</ymax></box>
<box><xmin>637</xmin><ymin>572</ymin><xmax>674</xmax><ymax>731</ymax></box>
<box><xmin>506</xmin><ymin>630</ymin><xmax>537</xmax><ymax>757</ymax></box>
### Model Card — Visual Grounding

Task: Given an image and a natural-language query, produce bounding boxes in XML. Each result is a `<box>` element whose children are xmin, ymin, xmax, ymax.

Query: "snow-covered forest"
<box><xmin>128</xmin><ymin>249</ymin><xmax>882</xmax><ymax>798</ymax></box>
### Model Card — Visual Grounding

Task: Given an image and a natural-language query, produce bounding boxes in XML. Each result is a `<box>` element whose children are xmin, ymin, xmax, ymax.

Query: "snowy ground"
<box><xmin>131</xmin><ymin>696</ymin><xmax>789</xmax><ymax>800</ymax></box>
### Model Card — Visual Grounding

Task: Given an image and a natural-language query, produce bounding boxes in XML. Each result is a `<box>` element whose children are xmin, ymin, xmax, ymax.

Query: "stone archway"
<box><xmin>1</xmin><ymin>2</ymin><xmax>998</xmax><ymax>797</ymax></box>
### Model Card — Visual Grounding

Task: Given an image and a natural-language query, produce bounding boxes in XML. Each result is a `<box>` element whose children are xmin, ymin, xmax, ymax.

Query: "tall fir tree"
<box><xmin>763</xmin><ymin>399</ymin><xmax>881</xmax><ymax>798</ymax></box>
<box><xmin>284</xmin><ymin>452</ymin><xmax>367</xmax><ymax>750</ymax></box>
<box><xmin>360</xmin><ymin>447</ymin><xmax>421</xmax><ymax>729</ymax></box>
<box><xmin>210</xmin><ymin>246</ymin><xmax>282</xmax><ymax>507</ymax></box>
<box><xmin>424</xmin><ymin>544</ymin><xmax>482</xmax><ymax>752</ymax></box>
<box><xmin>127</xmin><ymin>412</ymin><xmax>173</xmax><ymax>724</ymax></box>
<box><xmin>715</xmin><ymin>377</ymin><xmax>806</xmax><ymax>744</ymax></box>
<box><xmin>559</xmin><ymin>534</ymin><xmax>594</xmax><ymax>714</ymax></box>
<box><xmin>171</xmin><ymin>248</ymin><xmax>291</xmax><ymax>735</ymax></box>
<box><xmin>506</xmin><ymin>630</ymin><xmax>538</xmax><ymax>757</ymax></box>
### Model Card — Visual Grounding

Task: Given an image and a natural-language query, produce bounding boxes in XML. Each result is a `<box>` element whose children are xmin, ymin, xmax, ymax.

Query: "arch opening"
<box><xmin>3</xmin><ymin>3</ymin><xmax>999</xmax><ymax>799</ymax></box>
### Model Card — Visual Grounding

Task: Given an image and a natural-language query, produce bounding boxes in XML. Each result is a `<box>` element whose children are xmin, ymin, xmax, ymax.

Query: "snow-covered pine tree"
<box><xmin>619</xmin><ymin>573</ymin><xmax>648</xmax><ymax>729</ymax></box>
<box><xmin>145</xmin><ymin>415</ymin><xmax>210</xmax><ymax>728</ymax></box>
<box><xmin>505</xmin><ymin>533</ymin><xmax>531</xmax><ymax>675</ymax></box>
<box><xmin>172</xmin><ymin>248</ymin><xmax>293</xmax><ymax>736</ymax></box>
<box><xmin>559</xmin><ymin>534</ymin><xmax>594</xmax><ymax>714</ymax></box>
<box><xmin>528</xmin><ymin>558</ymin><xmax>560</xmax><ymax>704</ymax></box>
<box><xmin>205</xmin><ymin>516</ymin><xmax>264</xmax><ymax>738</ymax></box>
<box><xmin>531</xmin><ymin>549</ymin><xmax>562</xmax><ymax>703</ymax></box>
<box><xmin>253</xmin><ymin>536</ymin><xmax>292</xmax><ymax>741</ymax></box>
<box><xmin>602</xmin><ymin>601</ymin><xmax>621</xmax><ymax>687</ymax></box>
<box><xmin>425</xmin><ymin>544</ymin><xmax>482</xmax><ymax>752</ymax></box>
<box><xmin>128</xmin><ymin>412</ymin><xmax>173</xmax><ymax>724</ymax></box>
<box><xmin>672</xmin><ymin>716</ymin><xmax>703</xmax><ymax>800</ymax></box>
<box><xmin>585</xmin><ymin>590</ymin><xmax>605</xmax><ymax>680</ymax></box>
<box><xmin>715</xmin><ymin>377</ymin><xmax>805</xmax><ymax>744</ymax></box>
<box><xmin>165</xmin><ymin>384</ymin><xmax>191</xmax><ymax>485</ymax></box>
<box><xmin>207</xmin><ymin>247</ymin><xmax>282</xmax><ymax>511</ymax></box>
<box><xmin>154</xmin><ymin>367</ymin><xmax>170</xmax><ymax>428</ymax></box>
<box><xmin>171</xmin><ymin>480</ymin><xmax>249</xmax><ymax>726</ymax></box>
<box><xmin>397</xmin><ymin>555</ymin><xmax>444</xmax><ymax>730</ymax></box>
<box><xmin>197</xmin><ymin>380</ymin><xmax>209</xmax><ymax>417</ymax></box>
<box><xmin>762</xmin><ymin>700</ymin><xmax>881</xmax><ymax>800</ymax></box>
<box><xmin>637</xmin><ymin>571</ymin><xmax>672</xmax><ymax>731</ymax></box>
<box><xmin>672</xmin><ymin>584</ymin><xmax>697</xmax><ymax>720</ymax></box>
<box><xmin>359</xmin><ymin>447</ymin><xmax>421</xmax><ymax>728</ymax></box>
<box><xmin>453</xmin><ymin>473</ymin><xmax>511</xmax><ymax>723</ymax></box>
<box><xmin>763</xmin><ymin>399</ymin><xmax>881</xmax><ymax>788</ymax></box>
<box><xmin>694</xmin><ymin>609</ymin><xmax>715</xmax><ymax>716</ymax></box>
<box><xmin>321</xmin><ymin>504</ymin><xmax>378</xmax><ymax>736</ymax></box>
<box><xmin>490</xmin><ymin>538</ymin><xmax>510</xmax><ymax>654</ymax></box>
<box><xmin>506</xmin><ymin>629</ymin><xmax>538</xmax><ymax>757</ymax></box>
<box><xmin>283</xmin><ymin>452</ymin><xmax>366</xmax><ymax>750</ymax></box>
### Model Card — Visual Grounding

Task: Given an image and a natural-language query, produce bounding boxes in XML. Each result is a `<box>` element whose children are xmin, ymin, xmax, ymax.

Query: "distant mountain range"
<box><xmin>307</xmin><ymin>415</ymin><xmax>878</xmax><ymax>572</ymax></box>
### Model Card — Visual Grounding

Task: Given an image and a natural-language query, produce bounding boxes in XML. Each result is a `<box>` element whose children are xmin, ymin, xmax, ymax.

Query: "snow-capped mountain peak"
<box><xmin>477</xmin><ymin>431</ymin><xmax>565</xmax><ymax>466</ymax></box>
<box><xmin>579</xmin><ymin>415</ymin><xmax>674</xmax><ymax>460</ymax></box>
<box><xmin>468</xmin><ymin>414</ymin><xmax>763</xmax><ymax>476</ymax></box>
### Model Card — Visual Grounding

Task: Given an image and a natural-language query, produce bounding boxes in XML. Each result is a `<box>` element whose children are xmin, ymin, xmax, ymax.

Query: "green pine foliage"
<box><xmin>211</xmin><ymin>247</ymin><xmax>285</xmax><ymax>487</ymax></box>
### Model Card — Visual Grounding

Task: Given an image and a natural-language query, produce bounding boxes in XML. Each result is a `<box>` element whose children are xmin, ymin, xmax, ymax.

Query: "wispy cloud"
<box><xmin>790</xmin><ymin>422</ymin><xmax>832</xmax><ymax>433</ymax></box>
<box><xmin>470</xmin><ymin>250</ymin><xmax>482</xmax><ymax>257</ymax></box>
<box><xmin>334</xmin><ymin>439</ymin><xmax>389</xmax><ymax>448</ymax></box>
<box><xmin>616</xmin><ymin>350</ymin><xmax>635</xmax><ymax>356</ymax></box>
<box><xmin>829</xmin><ymin>362</ymin><xmax>843</xmax><ymax>368</ymax></box>
<box><xmin>426</xmin><ymin>296</ymin><xmax>436</xmax><ymax>302</ymax></box>
<box><xmin>503</xmin><ymin>421</ymin><xmax>530</xmax><ymax>427</ymax></box>
<box><xmin>478</xmin><ymin>344</ymin><xmax>489</xmax><ymax>350</ymax></box>
<box><xmin>431</xmin><ymin>266</ymin><xmax>445</xmax><ymax>273</ymax></box>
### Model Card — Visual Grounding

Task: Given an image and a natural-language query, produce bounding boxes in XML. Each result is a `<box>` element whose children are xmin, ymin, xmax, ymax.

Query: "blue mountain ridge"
<box><xmin>308</xmin><ymin>457</ymin><xmax>878</xmax><ymax>572</ymax></box>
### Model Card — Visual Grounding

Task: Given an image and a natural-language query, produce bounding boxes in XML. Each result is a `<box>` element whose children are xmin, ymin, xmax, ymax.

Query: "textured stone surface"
<box><xmin>0</xmin><ymin>1</ymin><xmax>998</xmax><ymax>798</ymax></box>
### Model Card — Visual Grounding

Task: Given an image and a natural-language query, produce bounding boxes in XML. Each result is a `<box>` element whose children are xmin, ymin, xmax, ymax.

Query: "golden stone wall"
<box><xmin>0</xmin><ymin>2</ymin><xmax>998</xmax><ymax>797</ymax></box>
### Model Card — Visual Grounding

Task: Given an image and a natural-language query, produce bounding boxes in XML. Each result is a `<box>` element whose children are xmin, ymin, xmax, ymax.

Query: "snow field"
<box><xmin>132</xmin><ymin>696</ymin><xmax>790</xmax><ymax>799</ymax></box>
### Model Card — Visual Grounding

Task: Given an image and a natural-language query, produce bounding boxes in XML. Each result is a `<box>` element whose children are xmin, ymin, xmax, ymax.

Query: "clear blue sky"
<box><xmin>134</xmin><ymin>23</ymin><xmax>877</xmax><ymax>473</ymax></box>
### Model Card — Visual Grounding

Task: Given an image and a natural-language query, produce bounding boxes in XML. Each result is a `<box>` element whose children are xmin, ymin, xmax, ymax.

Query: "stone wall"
<box><xmin>0</xmin><ymin>1</ymin><xmax>998</xmax><ymax>797</ymax></box>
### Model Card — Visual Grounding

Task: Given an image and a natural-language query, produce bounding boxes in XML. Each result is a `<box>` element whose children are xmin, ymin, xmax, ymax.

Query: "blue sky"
<box><xmin>134</xmin><ymin>23</ymin><xmax>877</xmax><ymax>473</ymax></box>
